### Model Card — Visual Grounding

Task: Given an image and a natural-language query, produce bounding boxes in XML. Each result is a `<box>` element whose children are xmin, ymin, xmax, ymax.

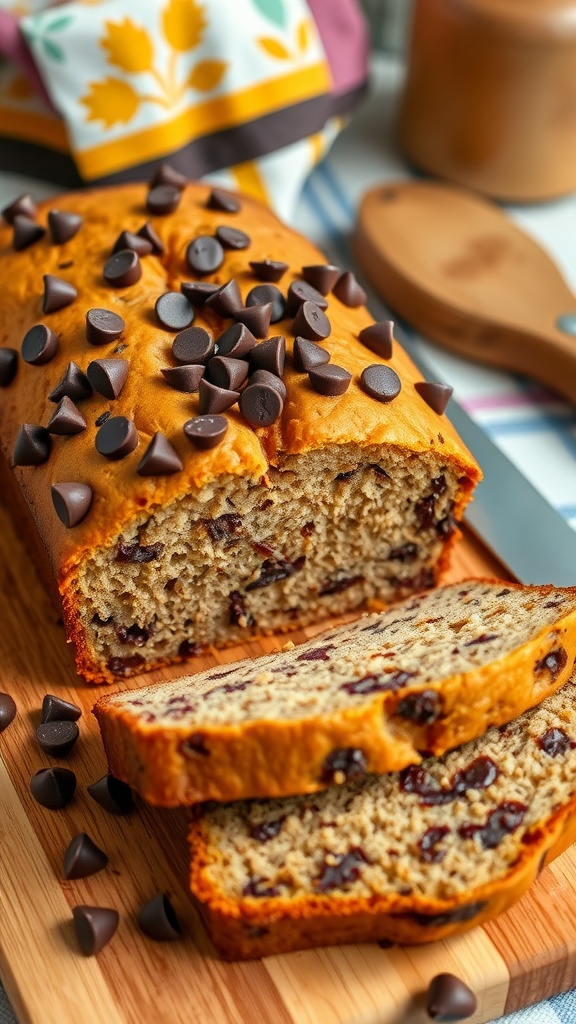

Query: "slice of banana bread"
<box><xmin>189</xmin><ymin>673</ymin><xmax>576</xmax><ymax>959</ymax></box>
<box><xmin>94</xmin><ymin>579</ymin><xmax>576</xmax><ymax>804</ymax></box>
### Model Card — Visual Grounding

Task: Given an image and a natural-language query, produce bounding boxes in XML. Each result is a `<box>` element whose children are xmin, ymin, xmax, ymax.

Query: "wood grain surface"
<box><xmin>1</xmin><ymin>500</ymin><xmax>574</xmax><ymax>1024</ymax></box>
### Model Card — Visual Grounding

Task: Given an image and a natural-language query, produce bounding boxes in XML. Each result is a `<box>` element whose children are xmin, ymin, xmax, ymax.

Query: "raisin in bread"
<box><xmin>189</xmin><ymin>672</ymin><xmax>576</xmax><ymax>959</ymax></box>
<box><xmin>0</xmin><ymin>181</ymin><xmax>479</xmax><ymax>685</ymax></box>
<box><xmin>94</xmin><ymin>579</ymin><xmax>576</xmax><ymax>804</ymax></box>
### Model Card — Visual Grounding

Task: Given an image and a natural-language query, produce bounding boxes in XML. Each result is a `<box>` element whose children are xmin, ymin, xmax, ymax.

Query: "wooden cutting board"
<box><xmin>1</xmin><ymin>501</ymin><xmax>575</xmax><ymax>1024</ymax></box>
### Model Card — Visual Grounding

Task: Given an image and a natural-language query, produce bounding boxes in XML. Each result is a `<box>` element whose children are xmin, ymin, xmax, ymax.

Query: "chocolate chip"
<box><xmin>41</xmin><ymin>694</ymin><xmax>81</xmax><ymax>724</ymax></box>
<box><xmin>301</xmin><ymin>264</ymin><xmax>340</xmax><ymax>295</ymax></box>
<box><xmin>95</xmin><ymin>416</ymin><xmax>138</xmax><ymax>460</ymax></box>
<box><xmin>72</xmin><ymin>905</ymin><xmax>119</xmax><ymax>956</ymax></box>
<box><xmin>415</xmin><ymin>381</ymin><xmax>453</xmax><ymax>415</ymax></box>
<box><xmin>217</xmin><ymin>322</ymin><xmax>257</xmax><ymax>358</ymax></box>
<box><xmin>2</xmin><ymin>192</ymin><xmax>36</xmax><ymax>224</ymax></box>
<box><xmin>103</xmin><ymin>249</ymin><xmax>142</xmax><ymax>288</ymax></box>
<box><xmin>333</xmin><ymin>271</ymin><xmax>367</xmax><ymax>307</ymax></box>
<box><xmin>137</xmin><ymin>893</ymin><xmax>182</xmax><ymax>941</ymax></box>
<box><xmin>180</xmin><ymin>280</ymin><xmax>220</xmax><ymax>306</ymax></box>
<box><xmin>146</xmin><ymin>184</ymin><xmax>181</xmax><ymax>215</ymax></box>
<box><xmin>51</xmin><ymin>482</ymin><xmax>93</xmax><ymax>527</ymax></box>
<box><xmin>115</xmin><ymin>538</ymin><xmax>164</xmax><ymax>563</ymax></box>
<box><xmin>186</xmin><ymin>235</ymin><xmax>224</xmax><ymax>274</ymax></box>
<box><xmin>137</xmin><ymin>221</ymin><xmax>165</xmax><ymax>254</ymax></box>
<box><xmin>233</xmin><ymin>302</ymin><xmax>272</xmax><ymax>338</ymax></box>
<box><xmin>207</xmin><ymin>188</ymin><xmax>241</xmax><ymax>213</ymax></box>
<box><xmin>240</xmin><ymin>382</ymin><xmax>283</xmax><ymax>427</ymax></box>
<box><xmin>427</xmin><ymin>973</ymin><xmax>477</xmax><ymax>1020</ymax></box>
<box><xmin>308</xmin><ymin>364</ymin><xmax>351</xmax><ymax>396</ymax></box>
<box><xmin>250</xmin><ymin>335</ymin><xmax>285</xmax><ymax>376</ymax></box>
<box><xmin>107</xmin><ymin>654</ymin><xmax>145</xmax><ymax>675</ymax></box>
<box><xmin>198</xmin><ymin>378</ymin><xmax>240</xmax><ymax>414</ymax></box>
<box><xmin>12</xmin><ymin>424</ymin><xmax>51</xmax><ymax>466</ymax></box>
<box><xmin>216</xmin><ymin>225</ymin><xmax>250</xmax><ymax>250</ymax></box>
<box><xmin>359</xmin><ymin>321</ymin><xmax>394</xmax><ymax>360</ymax></box>
<box><xmin>47</xmin><ymin>397</ymin><xmax>86</xmax><ymax>435</ymax></box>
<box><xmin>204</xmin><ymin>278</ymin><xmax>242</xmax><ymax>317</ymax></box>
<box><xmin>287</xmin><ymin>280</ymin><xmax>328</xmax><ymax>315</ymax></box>
<box><xmin>208</xmin><ymin>355</ymin><xmax>249</xmax><ymax>390</ymax></box>
<box><xmin>149</xmin><ymin>162</ymin><xmax>187</xmax><ymax>190</ymax></box>
<box><xmin>361</xmin><ymin>364</ymin><xmax>401</xmax><ymax>403</ymax></box>
<box><xmin>86</xmin><ymin>308</ymin><xmax>125</xmax><ymax>346</ymax></box>
<box><xmin>48</xmin><ymin>210</ymin><xmax>83</xmax><ymax>245</ymax></box>
<box><xmin>0</xmin><ymin>348</ymin><xmax>18</xmax><ymax>387</ymax></box>
<box><xmin>13</xmin><ymin>215</ymin><xmax>45</xmax><ymax>251</ymax></box>
<box><xmin>137</xmin><ymin>432</ymin><xmax>183</xmax><ymax>475</ymax></box>
<box><xmin>184</xmin><ymin>414</ymin><xmax>228</xmax><ymax>450</ymax></box>
<box><xmin>161</xmin><ymin>364</ymin><xmax>204</xmax><ymax>392</ymax></box>
<box><xmin>535</xmin><ymin>646</ymin><xmax>568</xmax><ymax>680</ymax></box>
<box><xmin>419</xmin><ymin>825</ymin><xmax>450</xmax><ymax>864</ymax></box>
<box><xmin>319</xmin><ymin>574</ymin><xmax>364</xmax><ymax>595</ymax></box>
<box><xmin>155</xmin><ymin>291</ymin><xmax>194</xmax><ymax>331</ymax></box>
<box><xmin>249</xmin><ymin>259</ymin><xmax>288</xmax><ymax>282</ymax></box>
<box><xmin>292</xmin><ymin>300</ymin><xmax>330</xmax><ymax>341</ymax></box>
<box><xmin>293</xmin><ymin>336</ymin><xmax>330</xmax><ymax>372</ymax></box>
<box><xmin>94</xmin><ymin>410</ymin><xmax>111</xmax><ymax>427</ymax></box>
<box><xmin>87</xmin><ymin>773</ymin><xmax>133</xmax><ymax>815</ymax></box>
<box><xmin>316</xmin><ymin>848</ymin><xmax>367</xmax><ymax>892</ymax></box>
<box><xmin>64</xmin><ymin>833</ymin><xmax>108</xmax><ymax>880</ymax></box>
<box><xmin>30</xmin><ymin>767</ymin><xmax>76</xmax><ymax>809</ymax></box>
<box><xmin>0</xmin><ymin>692</ymin><xmax>16</xmax><ymax>732</ymax></box>
<box><xmin>246</xmin><ymin>284</ymin><xmax>286</xmax><ymax>322</ymax></box>
<box><xmin>246</xmin><ymin>555</ymin><xmax>305</xmax><ymax>590</ymax></box>
<box><xmin>321</xmin><ymin>748</ymin><xmax>368</xmax><ymax>784</ymax></box>
<box><xmin>172</xmin><ymin>326</ymin><xmax>214</xmax><ymax>364</ymax></box>
<box><xmin>397</xmin><ymin>689</ymin><xmax>442</xmax><ymax>724</ymax></box>
<box><xmin>538</xmin><ymin>727</ymin><xmax>575</xmax><ymax>757</ymax></box>
<box><xmin>250</xmin><ymin>818</ymin><xmax>284</xmax><ymax>842</ymax></box>
<box><xmin>49</xmin><ymin>362</ymin><xmax>92</xmax><ymax>402</ymax></box>
<box><xmin>43</xmin><ymin>274</ymin><xmax>78</xmax><ymax>314</ymax></box>
<box><xmin>112</xmin><ymin>230</ymin><xmax>153</xmax><ymax>256</ymax></box>
<box><xmin>248</xmin><ymin>369</ymin><xmax>287</xmax><ymax>400</ymax></box>
<box><xmin>21</xmin><ymin>324</ymin><xmax>58</xmax><ymax>365</ymax></box>
<box><xmin>87</xmin><ymin>358</ymin><xmax>129</xmax><ymax>399</ymax></box>
<box><xmin>36</xmin><ymin>719</ymin><xmax>79</xmax><ymax>756</ymax></box>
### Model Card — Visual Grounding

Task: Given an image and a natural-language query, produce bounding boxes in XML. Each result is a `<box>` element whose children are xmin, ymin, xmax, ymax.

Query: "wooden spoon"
<box><xmin>353</xmin><ymin>179</ymin><xmax>576</xmax><ymax>403</ymax></box>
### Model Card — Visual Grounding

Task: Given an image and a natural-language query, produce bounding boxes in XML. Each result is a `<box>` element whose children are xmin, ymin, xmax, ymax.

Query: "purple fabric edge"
<box><xmin>306</xmin><ymin>0</ymin><xmax>370</xmax><ymax>95</ymax></box>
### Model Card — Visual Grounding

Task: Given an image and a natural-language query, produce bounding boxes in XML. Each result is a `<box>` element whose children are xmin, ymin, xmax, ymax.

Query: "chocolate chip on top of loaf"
<box><xmin>0</xmin><ymin>177</ymin><xmax>480</xmax><ymax>683</ymax></box>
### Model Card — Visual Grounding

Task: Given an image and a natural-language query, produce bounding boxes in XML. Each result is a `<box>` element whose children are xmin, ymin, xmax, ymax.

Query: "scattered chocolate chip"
<box><xmin>85</xmin><ymin>308</ymin><xmax>125</xmax><ymax>346</ymax></box>
<box><xmin>146</xmin><ymin>183</ymin><xmax>181</xmax><ymax>215</ymax></box>
<box><xmin>249</xmin><ymin>259</ymin><xmax>288</xmax><ymax>282</ymax></box>
<box><xmin>107</xmin><ymin>654</ymin><xmax>145</xmax><ymax>675</ymax></box>
<box><xmin>43</xmin><ymin>274</ymin><xmax>78</xmax><ymax>314</ymax></box>
<box><xmin>359</xmin><ymin>320</ymin><xmax>393</xmax><ymax>360</ymax></box>
<box><xmin>319</xmin><ymin>573</ymin><xmax>364</xmax><ymax>595</ymax></box>
<box><xmin>287</xmin><ymin>280</ymin><xmax>328</xmax><ymax>315</ymax></box>
<box><xmin>301</xmin><ymin>264</ymin><xmax>340</xmax><ymax>295</ymax></box>
<box><xmin>234</xmin><ymin>302</ymin><xmax>272</xmax><ymax>338</ymax></box>
<box><xmin>250</xmin><ymin>335</ymin><xmax>285</xmax><ymax>376</ymax></box>
<box><xmin>216</xmin><ymin>225</ymin><xmax>250</xmax><ymax>249</ymax></box>
<box><xmin>415</xmin><ymin>381</ymin><xmax>454</xmax><ymax>415</ymax></box>
<box><xmin>186</xmin><ymin>235</ymin><xmax>224</xmax><ymax>274</ymax></box>
<box><xmin>21</xmin><ymin>324</ymin><xmax>58</xmax><ymax>365</ymax></box>
<box><xmin>321</xmin><ymin>748</ymin><xmax>368</xmax><ymax>784</ymax></box>
<box><xmin>36</xmin><ymin>719</ymin><xmax>79</xmax><ymax>757</ymax></box>
<box><xmin>72</xmin><ymin>905</ymin><xmax>119</xmax><ymax>956</ymax></box>
<box><xmin>198</xmin><ymin>378</ymin><xmax>239</xmax><ymax>414</ymax></box>
<box><xmin>47</xmin><ymin>397</ymin><xmax>86</xmax><ymax>435</ymax></box>
<box><xmin>204</xmin><ymin>279</ymin><xmax>241</xmax><ymax>318</ymax></box>
<box><xmin>30</xmin><ymin>766</ymin><xmax>76</xmax><ymax>809</ymax></box>
<box><xmin>397</xmin><ymin>689</ymin><xmax>442</xmax><ymax>724</ymax></box>
<box><xmin>150</xmin><ymin>162</ymin><xmax>187</xmax><ymax>190</ymax></box>
<box><xmin>49</xmin><ymin>362</ymin><xmax>92</xmax><ymax>402</ymax></box>
<box><xmin>155</xmin><ymin>291</ymin><xmax>194</xmax><ymax>331</ymax></box>
<box><xmin>342</xmin><ymin>671</ymin><xmax>414</xmax><ymax>695</ymax></box>
<box><xmin>12</xmin><ymin>424</ymin><xmax>51</xmax><ymax>466</ymax></box>
<box><xmin>137</xmin><ymin>893</ymin><xmax>182</xmax><ymax>941</ymax></box>
<box><xmin>246</xmin><ymin>284</ymin><xmax>286</xmax><ymax>323</ymax></box>
<box><xmin>51</xmin><ymin>482</ymin><xmax>93</xmax><ymax>527</ymax></box>
<box><xmin>204</xmin><ymin>513</ymin><xmax>243</xmax><ymax>545</ymax></box>
<box><xmin>427</xmin><ymin>973</ymin><xmax>477</xmax><ymax>1021</ymax></box>
<box><xmin>95</xmin><ymin>415</ymin><xmax>138</xmax><ymax>460</ymax></box>
<box><xmin>538</xmin><ymin>727</ymin><xmax>575</xmax><ymax>757</ymax></box>
<box><xmin>293</xmin><ymin>300</ymin><xmax>331</xmax><ymax>341</ymax></box>
<box><xmin>161</xmin><ymin>364</ymin><xmax>205</xmax><ymax>392</ymax></box>
<box><xmin>309</xmin><ymin>363</ymin><xmax>351</xmax><ymax>396</ymax></box>
<box><xmin>112</xmin><ymin>230</ymin><xmax>153</xmax><ymax>256</ymax></box>
<box><xmin>333</xmin><ymin>271</ymin><xmax>367</xmax><ymax>307</ymax></box>
<box><xmin>172</xmin><ymin>325</ymin><xmax>214</xmax><ymax>365</ymax></box>
<box><xmin>87</xmin><ymin>773</ymin><xmax>133</xmax><ymax>815</ymax></box>
<box><xmin>293</xmin><ymin>336</ymin><xmax>330</xmax><ymax>372</ymax></box>
<box><xmin>115</xmin><ymin>538</ymin><xmax>164</xmax><ymax>563</ymax></box>
<box><xmin>0</xmin><ymin>692</ymin><xmax>16</xmax><ymax>732</ymax></box>
<box><xmin>361</xmin><ymin>364</ymin><xmax>401</xmax><ymax>403</ymax></box>
<box><xmin>250</xmin><ymin>819</ymin><xmax>284</xmax><ymax>842</ymax></box>
<box><xmin>103</xmin><ymin>249</ymin><xmax>142</xmax><ymax>288</ymax></box>
<box><xmin>207</xmin><ymin>187</ymin><xmax>240</xmax><ymax>212</ymax></box>
<box><xmin>64</xmin><ymin>833</ymin><xmax>108</xmax><ymax>880</ymax></box>
<box><xmin>229</xmin><ymin>589</ymin><xmax>255</xmax><ymax>627</ymax></box>
<box><xmin>137</xmin><ymin>432</ymin><xmax>183</xmax><ymax>476</ymax></box>
<box><xmin>2</xmin><ymin>192</ymin><xmax>36</xmax><ymax>224</ymax></box>
<box><xmin>13</xmin><ymin>215</ymin><xmax>45</xmax><ymax>251</ymax></box>
<box><xmin>249</xmin><ymin>368</ymin><xmax>287</xmax><ymax>399</ymax></box>
<box><xmin>535</xmin><ymin>646</ymin><xmax>568</xmax><ymax>680</ymax></box>
<box><xmin>316</xmin><ymin>848</ymin><xmax>368</xmax><ymax>892</ymax></box>
<box><xmin>137</xmin><ymin>220</ymin><xmax>165</xmax><ymax>254</ymax></box>
<box><xmin>217</xmin><ymin>322</ymin><xmax>257</xmax><ymax>358</ymax></box>
<box><xmin>208</xmin><ymin>355</ymin><xmax>249</xmax><ymax>390</ymax></box>
<box><xmin>41</xmin><ymin>694</ymin><xmax>81</xmax><ymax>724</ymax></box>
<box><xmin>184</xmin><ymin>414</ymin><xmax>228</xmax><ymax>450</ymax></box>
<box><xmin>0</xmin><ymin>348</ymin><xmax>18</xmax><ymax>387</ymax></box>
<box><xmin>388</xmin><ymin>542</ymin><xmax>418</xmax><ymax>563</ymax></box>
<box><xmin>240</xmin><ymin>382</ymin><xmax>283</xmax><ymax>427</ymax></box>
<box><xmin>48</xmin><ymin>210</ymin><xmax>83</xmax><ymax>245</ymax></box>
<box><xmin>116</xmin><ymin>621</ymin><xmax>154</xmax><ymax>647</ymax></box>
<box><xmin>180</xmin><ymin>280</ymin><xmax>219</xmax><ymax>306</ymax></box>
<box><xmin>246</xmin><ymin>555</ymin><xmax>305</xmax><ymax>589</ymax></box>
<box><xmin>95</xmin><ymin>410</ymin><xmax>111</xmax><ymax>427</ymax></box>
<box><xmin>419</xmin><ymin>825</ymin><xmax>450</xmax><ymax>864</ymax></box>
<box><xmin>87</xmin><ymin>358</ymin><xmax>129</xmax><ymax>399</ymax></box>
